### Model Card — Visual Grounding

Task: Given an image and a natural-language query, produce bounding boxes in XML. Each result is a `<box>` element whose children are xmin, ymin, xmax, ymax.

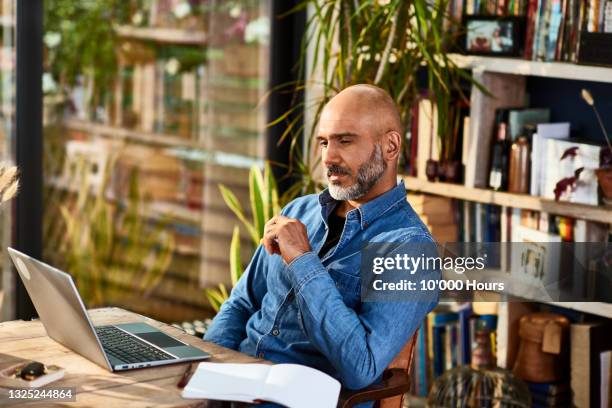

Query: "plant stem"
<box><xmin>374</xmin><ymin>8</ymin><xmax>398</xmax><ymax>84</ymax></box>
<box><xmin>593</xmin><ymin>106</ymin><xmax>612</xmax><ymax>153</ymax></box>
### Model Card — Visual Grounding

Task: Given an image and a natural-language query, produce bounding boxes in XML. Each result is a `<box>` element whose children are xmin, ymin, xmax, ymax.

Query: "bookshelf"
<box><xmin>401</xmin><ymin>175</ymin><xmax>612</xmax><ymax>224</ymax></box>
<box><xmin>114</xmin><ymin>25</ymin><xmax>207</xmax><ymax>45</ymax></box>
<box><xmin>449</xmin><ymin>53</ymin><xmax>612</xmax><ymax>84</ymax></box>
<box><xmin>406</xmin><ymin>54</ymin><xmax>612</xmax><ymax>353</ymax></box>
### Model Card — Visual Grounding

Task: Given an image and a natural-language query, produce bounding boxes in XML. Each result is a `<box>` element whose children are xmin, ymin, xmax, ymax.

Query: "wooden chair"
<box><xmin>337</xmin><ymin>332</ymin><xmax>418</xmax><ymax>408</ymax></box>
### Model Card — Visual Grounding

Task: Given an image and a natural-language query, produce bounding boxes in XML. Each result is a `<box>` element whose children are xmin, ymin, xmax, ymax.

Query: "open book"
<box><xmin>181</xmin><ymin>362</ymin><xmax>341</xmax><ymax>408</ymax></box>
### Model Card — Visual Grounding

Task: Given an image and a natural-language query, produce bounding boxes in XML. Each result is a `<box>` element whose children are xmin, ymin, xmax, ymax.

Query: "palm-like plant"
<box><xmin>272</xmin><ymin>0</ymin><xmax>481</xmax><ymax>193</ymax></box>
<box><xmin>0</xmin><ymin>165</ymin><xmax>19</xmax><ymax>205</ymax></box>
<box><xmin>55</xmin><ymin>159</ymin><xmax>175</xmax><ymax>306</ymax></box>
<box><xmin>205</xmin><ymin>162</ymin><xmax>281</xmax><ymax>312</ymax></box>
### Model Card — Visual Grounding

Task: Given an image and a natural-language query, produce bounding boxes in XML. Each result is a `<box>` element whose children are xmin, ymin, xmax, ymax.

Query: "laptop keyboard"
<box><xmin>95</xmin><ymin>326</ymin><xmax>176</xmax><ymax>364</ymax></box>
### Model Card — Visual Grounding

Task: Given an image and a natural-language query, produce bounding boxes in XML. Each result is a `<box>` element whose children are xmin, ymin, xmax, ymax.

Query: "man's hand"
<box><xmin>261</xmin><ymin>216</ymin><xmax>312</xmax><ymax>264</ymax></box>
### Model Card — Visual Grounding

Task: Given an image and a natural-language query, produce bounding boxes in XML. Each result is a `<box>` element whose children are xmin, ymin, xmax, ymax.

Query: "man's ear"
<box><xmin>383</xmin><ymin>130</ymin><xmax>401</xmax><ymax>161</ymax></box>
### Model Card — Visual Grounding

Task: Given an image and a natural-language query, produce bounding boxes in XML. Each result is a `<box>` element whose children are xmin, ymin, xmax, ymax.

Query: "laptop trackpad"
<box><xmin>134</xmin><ymin>331</ymin><xmax>185</xmax><ymax>348</ymax></box>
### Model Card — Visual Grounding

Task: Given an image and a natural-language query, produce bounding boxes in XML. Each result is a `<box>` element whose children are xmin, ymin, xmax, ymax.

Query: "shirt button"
<box><xmin>271</xmin><ymin>328</ymin><xmax>280</xmax><ymax>336</ymax></box>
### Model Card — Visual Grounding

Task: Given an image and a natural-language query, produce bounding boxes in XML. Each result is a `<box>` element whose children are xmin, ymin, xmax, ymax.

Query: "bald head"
<box><xmin>321</xmin><ymin>84</ymin><xmax>402</xmax><ymax>139</ymax></box>
<box><xmin>316</xmin><ymin>84</ymin><xmax>403</xmax><ymax>203</ymax></box>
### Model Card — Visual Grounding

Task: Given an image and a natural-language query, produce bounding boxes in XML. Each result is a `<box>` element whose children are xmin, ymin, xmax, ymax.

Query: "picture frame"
<box><xmin>462</xmin><ymin>16</ymin><xmax>526</xmax><ymax>57</ymax></box>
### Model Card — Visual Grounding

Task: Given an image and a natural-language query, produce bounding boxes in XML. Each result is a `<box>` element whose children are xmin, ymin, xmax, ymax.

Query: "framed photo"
<box><xmin>463</xmin><ymin>16</ymin><xmax>525</xmax><ymax>56</ymax></box>
<box><xmin>509</xmin><ymin>225</ymin><xmax>562</xmax><ymax>301</ymax></box>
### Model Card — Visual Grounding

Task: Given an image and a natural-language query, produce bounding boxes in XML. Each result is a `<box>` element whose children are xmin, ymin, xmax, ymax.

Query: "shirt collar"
<box><xmin>318</xmin><ymin>180</ymin><xmax>407</xmax><ymax>230</ymax></box>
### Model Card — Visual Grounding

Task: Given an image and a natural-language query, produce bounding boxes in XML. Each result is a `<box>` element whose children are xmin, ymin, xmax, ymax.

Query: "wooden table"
<box><xmin>0</xmin><ymin>307</ymin><xmax>266</xmax><ymax>407</ymax></box>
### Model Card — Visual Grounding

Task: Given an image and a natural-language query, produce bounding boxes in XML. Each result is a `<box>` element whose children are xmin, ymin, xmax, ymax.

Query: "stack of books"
<box><xmin>407</xmin><ymin>194</ymin><xmax>459</xmax><ymax>243</ymax></box>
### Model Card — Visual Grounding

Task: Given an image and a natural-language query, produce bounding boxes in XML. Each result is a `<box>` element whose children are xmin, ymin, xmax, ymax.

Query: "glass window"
<box><xmin>42</xmin><ymin>0</ymin><xmax>270</xmax><ymax>322</ymax></box>
<box><xmin>0</xmin><ymin>0</ymin><xmax>15</xmax><ymax>320</ymax></box>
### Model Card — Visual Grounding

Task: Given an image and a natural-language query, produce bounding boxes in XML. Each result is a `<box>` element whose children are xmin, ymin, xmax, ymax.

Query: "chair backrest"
<box><xmin>378</xmin><ymin>332</ymin><xmax>418</xmax><ymax>408</ymax></box>
<box><xmin>388</xmin><ymin>331</ymin><xmax>418</xmax><ymax>371</ymax></box>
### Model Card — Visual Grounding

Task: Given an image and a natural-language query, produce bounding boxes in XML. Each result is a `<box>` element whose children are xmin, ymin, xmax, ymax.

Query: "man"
<box><xmin>204</xmin><ymin>84</ymin><xmax>438</xmax><ymax>393</ymax></box>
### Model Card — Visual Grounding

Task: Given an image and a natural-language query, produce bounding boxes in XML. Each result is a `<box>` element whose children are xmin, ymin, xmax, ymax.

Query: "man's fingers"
<box><xmin>261</xmin><ymin>227</ymin><xmax>280</xmax><ymax>255</ymax></box>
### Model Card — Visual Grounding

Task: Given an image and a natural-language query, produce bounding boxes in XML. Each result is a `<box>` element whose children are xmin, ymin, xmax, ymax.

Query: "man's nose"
<box><xmin>322</xmin><ymin>143</ymin><xmax>341</xmax><ymax>168</ymax></box>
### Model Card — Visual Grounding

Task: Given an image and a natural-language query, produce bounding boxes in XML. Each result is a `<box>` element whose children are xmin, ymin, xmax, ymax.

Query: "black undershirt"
<box><xmin>318</xmin><ymin>209</ymin><xmax>346</xmax><ymax>258</ymax></box>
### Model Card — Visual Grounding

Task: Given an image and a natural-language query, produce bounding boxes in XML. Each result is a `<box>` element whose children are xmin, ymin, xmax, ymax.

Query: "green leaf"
<box><xmin>219</xmin><ymin>183</ymin><xmax>259</xmax><ymax>244</ymax></box>
<box><xmin>249</xmin><ymin>166</ymin><xmax>266</xmax><ymax>244</ymax></box>
<box><xmin>229</xmin><ymin>226</ymin><xmax>243</xmax><ymax>286</ymax></box>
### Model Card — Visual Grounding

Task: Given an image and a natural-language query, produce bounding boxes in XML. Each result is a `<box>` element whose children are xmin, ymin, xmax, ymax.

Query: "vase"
<box><xmin>439</xmin><ymin>160</ymin><xmax>462</xmax><ymax>183</ymax></box>
<box><xmin>512</xmin><ymin>312</ymin><xmax>570</xmax><ymax>383</ymax></box>
<box><xmin>425</xmin><ymin>159</ymin><xmax>438</xmax><ymax>181</ymax></box>
<box><xmin>595</xmin><ymin>167</ymin><xmax>612</xmax><ymax>204</ymax></box>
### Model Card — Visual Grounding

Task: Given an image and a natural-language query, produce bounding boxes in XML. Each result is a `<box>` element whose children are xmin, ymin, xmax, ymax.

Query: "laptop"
<box><xmin>7</xmin><ymin>247</ymin><xmax>210</xmax><ymax>371</ymax></box>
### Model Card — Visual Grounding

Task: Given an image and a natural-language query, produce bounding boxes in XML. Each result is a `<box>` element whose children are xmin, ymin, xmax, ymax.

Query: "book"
<box><xmin>602</xmin><ymin>351</ymin><xmax>612</xmax><ymax>408</ymax></box>
<box><xmin>456</xmin><ymin>303</ymin><xmax>473</xmax><ymax>365</ymax></box>
<box><xmin>181</xmin><ymin>362</ymin><xmax>341</xmax><ymax>408</ymax></box>
<box><xmin>416</xmin><ymin>98</ymin><xmax>439</xmax><ymax>180</ymax></box>
<box><xmin>510</xmin><ymin>225</ymin><xmax>562</xmax><ymax>302</ymax></box>
<box><xmin>570</xmin><ymin>322</ymin><xmax>612</xmax><ymax>407</ymax></box>
<box><xmin>407</xmin><ymin>194</ymin><xmax>454</xmax><ymax>216</ymax></box>
<box><xmin>542</xmin><ymin>138</ymin><xmax>601</xmax><ymax>205</ymax></box>
<box><xmin>530</xmin><ymin>122</ymin><xmax>570</xmax><ymax>197</ymax></box>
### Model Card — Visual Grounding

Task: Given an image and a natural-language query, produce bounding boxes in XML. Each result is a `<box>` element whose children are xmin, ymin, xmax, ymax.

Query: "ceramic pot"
<box><xmin>595</xmin><ymin>167</ymin><xmax>612</xmax><ymax>202</ymax></box>
<box><xmin>425</xmin><ymin>159</ymin><xmax>438</xmax><ymax>181</ymax></box>
<box><xmin>439</xmin><ymin>160</ymin><xmax>462</xmax><ymax>183</ymax></box>
<box><xmin>513</xmin><ymin>313</ymin><xmax>570</xmax><ymax>383</ymax></box>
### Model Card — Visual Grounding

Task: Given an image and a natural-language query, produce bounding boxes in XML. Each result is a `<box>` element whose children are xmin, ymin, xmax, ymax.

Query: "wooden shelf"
<box><xmin>63</xmin><ymin>119</ymin><xmax>262</xmax><ymax>169</ymax></box>
<box><xmin>401</xmin><ymin>175</ymin><xmax>612</xmax><ymax>224</ymax></box>
<box><xmin>449</xmin><ymin>53</ymin><xmax>612</xmax><ymax>83</ymax></box>
<box><xmin>65</xmin><ymin>119</ymin><xmax>201</xmax><ymax>149</ymax></box>
<box><xmin>546</xmin><ymin>301</ymin><xmax>612</xmax><ymax>318</ymax></box>
<box><xmin>114</xmin><ymin>25</ymin><xmax>206</xmax><ymax>45</ymax></box>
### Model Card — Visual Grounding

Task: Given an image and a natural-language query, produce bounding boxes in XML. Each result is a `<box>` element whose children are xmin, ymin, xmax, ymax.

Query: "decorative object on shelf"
<box><xmin>577</xmin><ymin>32</ymin><xmax>612</xmax><ymax>67</ymax></box>
<box><xmin>205</xmin><ymin>163</ymin><xmax>281</xmax><ymax>313</ymax></box>
<box><xmin>508</xmin><ymin>135</ymin><xmax>530</xmax><ymax>194</ymax></box>
<box><xmin>489</xmin><ymin>109</ymin><xmax>511</xmax><ymax>191</ymax></box>
<box><xmin>428</xmin><ymin>326</ymin><xmax>531</xmax><ymax>407</ymax></box>
<box><xmin>436</xmin><ymin>99</ymin><xmax>468</xmax><ymax>184</ymax></box>
<box><xmin>463</xmin><ymin>16</ymin><xmax>526</xmax><ymax>56</ymax></box>
<box><xmin>438</xmin><ymin>159</ymin><xmax>462</xmax><ymax>183</ymax></box>
<box><xmin>512</xmin><ymin>312</ymin><xmax>570</xmax><ymax>383</ymax></box>
<box><xmin>426</xmin><ymin>159</ymin><xmax>439</xmax><ymax>182</ymax></box>
<box><xmin>580</xmin><ymin>88</ymin><xmax>612</xmax><ymax>205</ymax></box>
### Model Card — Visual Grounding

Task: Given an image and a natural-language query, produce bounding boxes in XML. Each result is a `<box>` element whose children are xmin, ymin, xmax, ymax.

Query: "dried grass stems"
<box><xmin>0</xmin><ymin>165</ymin><xmax>19</xmax><ymax>204</ymax></box>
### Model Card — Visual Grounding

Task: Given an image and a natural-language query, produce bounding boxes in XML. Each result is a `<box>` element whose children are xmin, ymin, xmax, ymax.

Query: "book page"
<box><xmin>263</xmin><ymin>364</ymin><xmax>340</xmax><ymax>408</ymax></box>
<box><xmin>182</xmin><ymin>362</ymin><xmax>270</xmax><ymax>401</ymax></box>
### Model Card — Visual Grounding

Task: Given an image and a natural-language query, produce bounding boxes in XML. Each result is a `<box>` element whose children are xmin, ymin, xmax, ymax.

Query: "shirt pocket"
<box><xmin>328</xmin><ymin>268</ymin><xmax>361</xmax><ymax>309</ymax></box>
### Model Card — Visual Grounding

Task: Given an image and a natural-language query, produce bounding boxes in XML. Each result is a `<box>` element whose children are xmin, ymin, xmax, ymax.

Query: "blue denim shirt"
<box><xmin>204</xmin><ymin>181</ymin><xmax>439</xmax><ymax>393</ymax></box>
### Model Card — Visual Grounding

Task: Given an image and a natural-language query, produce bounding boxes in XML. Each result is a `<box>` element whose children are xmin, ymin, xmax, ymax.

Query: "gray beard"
<box><xmin>328</xmin><ymin>144</ymin><xmax>387</xmax><ymax>201</ymax></box>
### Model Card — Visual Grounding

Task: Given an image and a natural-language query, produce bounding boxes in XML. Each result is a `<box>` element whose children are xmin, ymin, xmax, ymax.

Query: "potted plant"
<box><xmin>205</xmin><ymin>162</ymin><xmax>281</xmax><ymax>312</ymax></box>
<box><xmin>580</xmin><ymin>89</ymin><xmax>612</xmax><ymax>205</ymax></box>
<box><xmin>270</xmin><ymin>0</ymin><xmax>481</xmax><ymax>194</ymax></box>
<box><xmin>436</xmin><ymin>98</ymin><xmax>466</xmax><ymax>183</ymax></box>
